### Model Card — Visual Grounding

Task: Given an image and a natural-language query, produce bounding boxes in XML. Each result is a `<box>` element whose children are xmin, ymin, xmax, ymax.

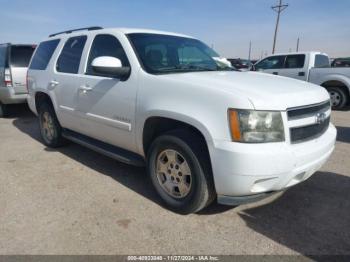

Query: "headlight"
<box><xmin>228</xmin><ymin>109</ymin><xmax>285</xmax><ymax>143</ymax></box>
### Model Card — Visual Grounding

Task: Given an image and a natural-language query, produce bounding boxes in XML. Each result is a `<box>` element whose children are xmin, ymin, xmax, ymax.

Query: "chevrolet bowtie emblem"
<box><xmin>315</xmin><ymin>112</ymin><xmax>326</xmax><ymax>124</ymax></box>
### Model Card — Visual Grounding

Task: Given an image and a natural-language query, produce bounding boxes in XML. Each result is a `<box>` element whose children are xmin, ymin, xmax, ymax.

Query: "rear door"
<box><xmin>278</xmin><ymin>54</ymin><xmax>307</xmax><ymax>81</ymax></box>
<box><xmin>9</xmin><ymin>45</ymin><xmax>36</xmax><ymax>94</ymax></box>
<box><xmin>53</xmin><ymin>35</ymin><xmax>88</xmax><ymax>133</ymax></box>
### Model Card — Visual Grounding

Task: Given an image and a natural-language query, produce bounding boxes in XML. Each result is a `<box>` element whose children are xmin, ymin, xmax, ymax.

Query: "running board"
<box><xmin>62</xmin><ymin>129</ymin><xmax>145</xmax><ymax>167</ymax></box>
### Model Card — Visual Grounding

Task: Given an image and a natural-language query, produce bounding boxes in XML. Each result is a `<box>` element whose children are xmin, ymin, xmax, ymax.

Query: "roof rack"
<box><xmin>49</xmin><ymin>26</ymin><xmax>103</xmax><ymax>37</ymax></box>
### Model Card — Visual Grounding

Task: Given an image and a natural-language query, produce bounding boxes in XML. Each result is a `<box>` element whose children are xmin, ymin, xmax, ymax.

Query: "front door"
<box><xmin>75</xmin><ymin>34</ymin><xmax>138</xmax><ymax>152</ymax></box>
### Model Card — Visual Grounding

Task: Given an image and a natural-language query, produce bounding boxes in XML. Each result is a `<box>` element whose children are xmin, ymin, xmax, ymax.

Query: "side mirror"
<box><xmin>91</xmin><ymin>56</ymin><xmax>130</xmax><ymax>80</ymax></box>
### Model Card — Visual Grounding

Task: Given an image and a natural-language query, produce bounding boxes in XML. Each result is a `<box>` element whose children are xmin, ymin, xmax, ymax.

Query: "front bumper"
<box><xmin>210</xmin><ymin>124</ymin><xmax>336</xmax><ymax>204</ymax></box>
<box><xmin>0</xmin><ymin>86</ymin><xmax>27</xmax><ymax>104</ymax></box>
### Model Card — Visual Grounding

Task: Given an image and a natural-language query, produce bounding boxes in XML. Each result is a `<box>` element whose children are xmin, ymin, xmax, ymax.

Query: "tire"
<box><xmin>0</xmin><ymin>102</ymin><xmax>7</xmax><ymax>118</ymax></box>
<box><xmin>147</xmin><ymin>129</ymin><xmax>215</xmax><ymax>214</ymax></box>
<box><xmin>328</xmin><ymin>87</ymin><xmax>348</xmax><ymax>110</ymax></box>
<box><xmin>38</xmin><ymin>102</ymin><xmax>66</xmax><ymax>147</ymax></box>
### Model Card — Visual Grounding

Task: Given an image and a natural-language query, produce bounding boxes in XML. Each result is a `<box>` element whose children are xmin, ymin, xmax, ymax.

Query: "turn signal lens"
<box><xmin>228</xmin><ymin>110</ymin><xmax>241</xmax><ymax>141</ymax></box>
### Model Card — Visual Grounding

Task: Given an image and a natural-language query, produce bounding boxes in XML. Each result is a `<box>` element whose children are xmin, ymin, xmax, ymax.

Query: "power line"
<box><xmin>271</xmin><ymin>0</ymin><xmax>288</xmax><ymax>54</ymax></box>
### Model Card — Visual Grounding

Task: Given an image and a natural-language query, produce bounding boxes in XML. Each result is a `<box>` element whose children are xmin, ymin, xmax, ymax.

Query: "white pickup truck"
<box><xmin>27</xmin><ymin>27</ymin><xmax>336</xmax><ymax>213</ymax></box>
<box><xmin>253</xmin><ymin>52</ymin><xmax>350</xmax><ymax>109</ymax></box>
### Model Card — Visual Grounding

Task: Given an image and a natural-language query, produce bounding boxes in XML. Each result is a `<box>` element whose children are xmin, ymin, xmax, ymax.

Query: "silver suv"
<box><xmin>27</xmin><ymin>27</ymin><xmax>336</xmax><ymax>214</ymax></box>
<box><xmin>0</xmin><ymin>43</ymin><xmax>36</xmax><ymax>117</ymax></box>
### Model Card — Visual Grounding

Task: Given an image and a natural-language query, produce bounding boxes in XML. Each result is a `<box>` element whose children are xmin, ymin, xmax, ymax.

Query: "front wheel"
<box><xmin>328</xmin><ymin>87</ymin><xmax>348</xmax><ymax>110</ymax></box>
<box><xmin>147</xmin><ymin>130</ymin><xmax>215</xmax><ymax>214</ymax></box>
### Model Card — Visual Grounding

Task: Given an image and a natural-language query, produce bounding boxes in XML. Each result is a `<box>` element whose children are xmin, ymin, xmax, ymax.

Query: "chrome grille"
<box><xmin>287</xmin><ymin>101</ymin><xmax>331</xmax><ymax>143</ymax></box>
<box><xmin>287</xmin><ymin>101</ymin><xmax>330</xmax><ymax>120</ymax></box>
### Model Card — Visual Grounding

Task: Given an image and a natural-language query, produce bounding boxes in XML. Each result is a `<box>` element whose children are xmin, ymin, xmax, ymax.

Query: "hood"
<box><xmin>159</xmin><ymin>71</ymin><xmax>330</xmax><ymax>110</ymax></box>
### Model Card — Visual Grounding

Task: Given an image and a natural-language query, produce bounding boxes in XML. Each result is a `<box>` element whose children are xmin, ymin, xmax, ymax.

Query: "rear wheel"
<box><xmin>0</xmin><ymin>103</ymin><xmax>7</xmax><ymax>118</ymax></box>
<box><xmin>38</xmin><ymin>102</ymin><xmax>66</xmax><ymax>147</ymax></box>
<box><xmin>328</xmin><ymin>87</ymin><xmax>348</xmax><ymax>110</ymax></box>
<box><xmin>147</xmin><ymin>129</ymin><xmax>215</xmax><ymax>214</ymax></box>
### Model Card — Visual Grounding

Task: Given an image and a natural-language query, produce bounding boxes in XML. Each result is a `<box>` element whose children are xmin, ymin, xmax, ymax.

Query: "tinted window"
<box><xmin>86</xmin><ymin>34</ymin><xmax>129</xmax><ymax>75</ymax></box>
<box><xmin>0</xmin><ymin>45</ymin><xmax>7</xmax><ymax>68</ymax></box>
<box><xmin>315</xmin><ymin>55</ymin><xmax>330</xmax><ymax>68</ymax></box>
<box><xmin>57</xmin><ymin>36</ymin><xmax>87</xmax><ymax>74</ymax></box>
<box><xmin>285</xmin><ymin>55</ymin><xmax>305</xmax><ymax>68</ymax></box>
<box><xmin>30</xmin><ymin>40</ymin><xmax>60</xmax><ymax>70</ymax></box>
<box><xmin>0</xmin><ymin>46</ymin><xmax>7</xmax><ymax>82</ymax></box>
<box><xmin>10</xmin><ymin>46</ymin><xmax>35</xmax><ymax>67</ymax></box>
<box><xmin>255</xmin><ymin>55</ymin><xmax>285</xmax><ymax>70</ymax></box>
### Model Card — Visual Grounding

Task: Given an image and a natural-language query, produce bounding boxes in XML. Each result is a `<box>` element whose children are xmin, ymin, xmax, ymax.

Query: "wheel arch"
<box><xmin>141</xmin><ymin>115</ymin><xmax>213</xmax><ymax>158</ymax></box>
<box><xmin>321</xmin><ymin>80</ymin><xmax>350</xmax><ymax>100</ymax></box>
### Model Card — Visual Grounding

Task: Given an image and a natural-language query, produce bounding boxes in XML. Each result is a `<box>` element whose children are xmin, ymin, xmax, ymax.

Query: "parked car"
<box><xmin>331</xmin><ymin>57</ymin><xmax>350</xmax><ymax>68</ymax></box>
<box><xmin>0</xmin><ymin>43</ymin><xmax>36</xmax><ymax>117</ymax></box>
<box><xmin>227</xmin><ymin>58</ymin><xmax>253</xmax><ymax>71</ymax></box>
<box><xmin>27</xmin><ymin>27</ymin><xmax>336</xmax><ymax>214</ymax></box>
<box><xmin>253</xmin><ymin>52</ymin><xmax>350</xmax><ymax>109</ymax></box>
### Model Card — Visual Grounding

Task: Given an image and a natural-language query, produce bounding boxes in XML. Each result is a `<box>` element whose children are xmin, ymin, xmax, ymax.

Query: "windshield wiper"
<box><xmin>175</xmin><ymin>64</ymin><xmax>216</xmax><ymax>71</ymax></box>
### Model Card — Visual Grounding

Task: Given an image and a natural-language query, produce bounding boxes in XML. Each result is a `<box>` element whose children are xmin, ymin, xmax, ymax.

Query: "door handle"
<box><xmin>298</xmin><ymin>72</ymin><xmax>305</xmax><ymax>76</ymax></box>
<box><xmin>78</xmin><ymin>85</ymin><xmax>93</xmax><ymax>93</ymax></box>
<box><xmin>49</xmin><ymin>80</ymin><xmax>59</xmax><ymax>86</ymax></box>
<box><xmin>272</xmin><ymin>72</ymin><xmax>279</xmax><ymax>75</ymax></box>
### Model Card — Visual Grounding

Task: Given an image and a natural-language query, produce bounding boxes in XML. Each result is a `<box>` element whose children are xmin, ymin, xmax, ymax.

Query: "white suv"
<box><xmin>27</xmin><ymin>27</ymin><xmax>336</xmax><ymax>214</ymax></box>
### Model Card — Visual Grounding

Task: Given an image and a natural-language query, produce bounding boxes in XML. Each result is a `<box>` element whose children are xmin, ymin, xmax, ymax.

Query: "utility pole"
<box><xmin>272</xmin><ymin>0</ymin><xmax>288</xmax><ymax>54</ymax></box>
<box><xmin>248</xmin><ymin>41</ymin><xmax>252</xmax><ymax>61</ymax></box>
<box><xmin>296</xmin><ymin>37</ymin><xmax>300</xmax><ymax>52</ymax></box>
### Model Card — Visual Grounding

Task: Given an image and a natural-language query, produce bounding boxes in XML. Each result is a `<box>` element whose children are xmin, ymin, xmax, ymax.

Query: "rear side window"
<box><xmin>315</xmin><ymin>55</ymin><xmax>330</xmax><ymax>68</ymax></box>
<box><xmin>0</xmin><ymin>45</ymin><xmax>7</xmax><ymax>68</ymax></box>
<box><xmin>57</xmin><ymin>35</ymin><xmax>87</xmax><ymax>74</ymax></box>
<box><xmin>86</xmin><ymin>34</ymin><xmax>129</xmax><ymax>75</ymax></box>
<box><xmin>255</xmin><ymin>55</ymin><xmax>285</xmax><ymax>70</ymax></box>
<box><xmin>30</xmin><ymin>39</ymin><xmax>60</xmax><ymax>70</ymax></box>
<box><xmin>10</xmin><ymin>46</ymin><xmax>35</xmax><ymax>67</ymax></box>
<box><xmin>284</xmin><ymin>55</ymin><xmax>305</xmax><ymax>69</ymax></box>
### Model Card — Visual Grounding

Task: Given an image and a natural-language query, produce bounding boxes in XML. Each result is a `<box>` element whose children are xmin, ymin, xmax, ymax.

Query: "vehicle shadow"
<box><xmin>11</xmin><ymin>113</ymin><xmax>164</xmax><ymax>205</ymax></box>
<box><xmin>12</xmin><ymin>113</ymin><xmax>234</xmax><ymax>214</ymax></box>
<box><xmin>336</xmin><ymin>126</ymin><xmax>350</xmax><ymax>143</ymax></box>
<box><xmin>238</xmin><ymin>171</ymin><xmax>350</xmax><ymax>255</ymax></box>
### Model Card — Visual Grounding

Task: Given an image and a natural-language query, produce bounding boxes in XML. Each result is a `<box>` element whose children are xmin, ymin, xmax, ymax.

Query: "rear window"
<box><xmin>10</xmin><ymin>46</ymin><xmax>35</xmax><ymax>67</ymax></box>
<box><xmin>315</xmin><ymin>55</ymin><xmax>330</xmax><ymax>68</ymax></box>
<box><xmin>56</xmin><ymin>35</ymin><xmax>87</xmax><ymax>74</ymax></box>
<box><xmin>30</xmin><ymin>39</ymin><xmax>60</xmax><ymax>70</ymax></box>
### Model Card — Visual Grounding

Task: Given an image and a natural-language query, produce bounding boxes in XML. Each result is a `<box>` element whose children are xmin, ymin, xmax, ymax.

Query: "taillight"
<box><xmin>4</xmin><ymin>68</ymin><xmax>12</xmax><ymax>87</ymax></box>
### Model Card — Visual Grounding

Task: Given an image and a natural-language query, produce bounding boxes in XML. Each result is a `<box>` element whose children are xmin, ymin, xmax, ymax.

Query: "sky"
<box><xmin>0</xmin><ymin>0</ymin><xmax>349</xmax><ymax>59</ymax></box>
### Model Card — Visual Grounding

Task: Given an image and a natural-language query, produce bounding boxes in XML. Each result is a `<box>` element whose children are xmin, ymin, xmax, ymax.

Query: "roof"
<box><xmin>269</xmin><ymin>51</ymin><xmax>328</xmax><ymax>56</ymax></box>
<box><xmin>47</xmin><ymin>27</ymin><xmax>194</xmax><ymax>40</ymax></box>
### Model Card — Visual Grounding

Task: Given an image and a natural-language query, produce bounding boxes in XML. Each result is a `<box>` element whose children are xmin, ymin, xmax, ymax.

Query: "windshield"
<box><xmin>128</xmin><ymin>33</ymin><xmax>233</xmax><ymax>74</ymax></box>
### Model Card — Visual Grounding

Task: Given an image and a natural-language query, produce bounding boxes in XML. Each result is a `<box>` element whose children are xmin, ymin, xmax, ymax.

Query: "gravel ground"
<box><xmin>0</xmin><ymin>105</ymin><xmax>349</xmax><ymax>256</ymax></box>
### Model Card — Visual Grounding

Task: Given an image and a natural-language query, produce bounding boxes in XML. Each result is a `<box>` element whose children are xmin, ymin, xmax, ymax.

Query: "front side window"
<box><xmin>128</xmin><ymin>33</ymin><xmax>232</xmax><ymax>74</ymax></box>
<box><xmin>285</xmin><ymin>55</ymin><xmax>305</xmax><ymax>69</ymax></box>
<box><xmin>314</xmin><ymin>55</ymin><xmax>330</xmax><ymax>68</ymax></box>
<box><xmin>57</xmin><ymin>36</ymin><xmax>87</xmax><ymax>74</ymax></box>
<box><xmin>30</xmin><ymin>40</ymin><xmax>60</xmax><ymax>70</ymax></box>
<box><xmin>86</xmin><ymin>34</ymin><xmax>130</xmax><ymax>75</ymax></box>
<box><xmin>10</xmin><ymin>46</ymin><xmax>36</xmax><ymax>67</ymax></box>
<box><xmin>255</xmin><ymin>55</ymin><xmax>286</xmax><ymax>70</ymax></box>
